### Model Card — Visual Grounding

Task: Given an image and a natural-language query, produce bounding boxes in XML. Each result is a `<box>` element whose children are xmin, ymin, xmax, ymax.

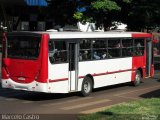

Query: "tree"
<box><xmin>47</xmin><ymin>0</ymin><xmax>160</xmax><ymax>31</ymax></box>
<box><xmin>124</xmin><ymin>0</ymin><xmax>160</xmax><ymax>31</ymax></box>
<box><xmin>74</xmin><ymin>0</ymin><xmax>132</xmax><ymax>31</ymax></box>
<box><xmin>74</xmin><ymin>0</ymin><xmax>160</xmax><ymax>31</ymax></box>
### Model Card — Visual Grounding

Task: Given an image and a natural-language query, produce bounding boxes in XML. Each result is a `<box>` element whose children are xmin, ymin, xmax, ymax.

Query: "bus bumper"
<box><xmin>1</xmin><ymin>79</ymin><xmax>49</xmax><ymax>93</ymax></box>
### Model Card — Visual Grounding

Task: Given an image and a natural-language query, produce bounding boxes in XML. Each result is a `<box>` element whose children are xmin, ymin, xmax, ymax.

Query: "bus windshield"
<box><xmin>7</xmin><ymin>36</ymin><xmax>41</xmax><ymax>60</ymax></box>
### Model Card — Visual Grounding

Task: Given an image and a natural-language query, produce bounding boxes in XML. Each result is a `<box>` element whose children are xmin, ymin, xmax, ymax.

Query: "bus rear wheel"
<box><xmin>132</xmin><ymin>70</ymin><xmax>142</xmax><ymax>86</ymax></box>
<box><xmin>81</xmin><ymin>77</ymin><xmax>93</xmax><ymax>97</ymax></box>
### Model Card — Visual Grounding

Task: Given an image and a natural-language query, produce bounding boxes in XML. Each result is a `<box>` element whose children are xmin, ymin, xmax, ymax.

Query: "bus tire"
<box><xmin>132</xmin><ymin>70</ymin><xmax>142</xmax><ymax>86</ymax></box>
<box><xmin>81</xmin><ymin>77</ymin><xmax>93</xmax><ymax>97</ymax></box>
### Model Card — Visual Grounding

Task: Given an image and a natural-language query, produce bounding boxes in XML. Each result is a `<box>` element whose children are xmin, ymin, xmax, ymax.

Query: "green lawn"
<box><xmin>80</xmin><ymin>98</ymin><xmax>160</xmax><ymax>120</ymax></box>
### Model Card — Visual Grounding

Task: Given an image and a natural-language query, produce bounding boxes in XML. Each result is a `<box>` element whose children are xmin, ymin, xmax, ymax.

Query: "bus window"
<box><xmin>92</xmin><ymin>40</ymin><xmax>107</xmax><ymax>60</ymax></box>
<box><xmin>108</xmin><ymin>39</ymin><xmax>122</xmax><ymax>58</ymax></box>
<box><xmin>48</xmin><ymin>40</ymin><xmax>54</xmax><ymax>51</ymax></box>
<box><xmin>134</xmin><ymin>39</ymin><xmax>145</xmax><ymax>56</ymax></box>
<box><xmin>79</xmin><ymin>39</ymin><xmax>91</xmax><ymax>61</ymax></box>
<box><xmin>49</xmin><ymin>40</ymin><xmax>67</xmax><ymax>64</ymax></box>
<box><xmin>122</xmin><ymin>38</ymin><xmax>133</xmax><ymax>57</ymax></box>
<box><xmin>7</xmin><ymin>36</ymin><xmax>41</xmax><ymax>59</ymax></box>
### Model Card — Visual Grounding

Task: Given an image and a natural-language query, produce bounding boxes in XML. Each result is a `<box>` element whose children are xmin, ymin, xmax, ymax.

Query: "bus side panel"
<box><xmin>131</xmin><ymin>56</ymin><xmax>146</xmax><ymax>81</ymax></box>
<box><xmin>132</xmin><ymin>33</ymin><xmax>153</xmax><ymax>79</ymax></box>
<box><xmin>78</xmin><ymin>58</ymin><xmax>132</xmax><ymax>89</ymax></box>
<box><xmin>48</xmin><ymin>60</ymin><xmax>69</xmax><ymax>93</ymax></box>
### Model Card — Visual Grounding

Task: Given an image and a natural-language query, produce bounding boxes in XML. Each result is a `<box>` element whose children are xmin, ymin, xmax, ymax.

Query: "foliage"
<box><xmin>73</xmin><ymin>12</ymin><xmax>83</xmax><ymax>21</ymax></box>
<box><xmin>92</xmin><ymin>0</ymin><xmax>120</xmax><ymax>11</ymax></box>
<box><xmin>73</xmin><ymin>12</ymin><xmax>93</xmax><ymax>23</ymax></box>
<box><xmin>126</xmin><ymin>0</ymin><xmax>160</xmax><ymax>31</ymax></box>
<box><xmin>73</xmin><ymin>0</ymin><xmax>133</xmax><ymax>30</ymax></box>
<box><xmin>47</xmin><ymin>0</ymin><xmax>160</xmax><ymax>31</ymax></box>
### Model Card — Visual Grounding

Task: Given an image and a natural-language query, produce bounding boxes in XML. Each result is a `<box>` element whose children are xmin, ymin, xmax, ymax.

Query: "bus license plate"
<box><xmin>18</xmin><ymin>77</ymin><xmax>25</xmax><ymax>81</ymax></box>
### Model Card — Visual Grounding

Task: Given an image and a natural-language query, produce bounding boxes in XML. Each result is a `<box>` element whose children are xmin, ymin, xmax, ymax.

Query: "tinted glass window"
<box><xmin>79</xmin><ymin>39</ymin><xmax>91</xmax><ymax>61</ymax></box>
<box><xmin>92</xmin><ymin>40</ymin><xmax>107</xmax><ymax>60</ymax></box>
<box><xmin>108</xmin><ymin>39</ymin><xmax>122</xmax><ymax>58</ymax></box>
<box><xmin>49</xmin><ymin>40</ymin><xmax>67</xmax><ymax>64</ymax></box>
<box><xmin>7</xmin><ymin>36</ymin><xmax>41</xmax><ymax>59</ymax></box>
<box><xmin>122</xmin><ymin>39</ymin><xmax>133</xmax><ymax>57</ymax></box>
<box><xmin>93</xmin><ymin>40</ymin><xmax>106</xmax><ymax>48</ymax></box>
<box><xmin>134</xmin><ymin>39</ymin><xmax>145</xmax><ymax>56</ymax></box>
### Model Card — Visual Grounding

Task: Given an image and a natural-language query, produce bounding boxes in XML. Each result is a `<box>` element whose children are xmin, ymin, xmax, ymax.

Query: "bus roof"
<box><xmin>7</xmin><ymin>31</ymin><xmax>152</xmax><ymax>39</ymax></box>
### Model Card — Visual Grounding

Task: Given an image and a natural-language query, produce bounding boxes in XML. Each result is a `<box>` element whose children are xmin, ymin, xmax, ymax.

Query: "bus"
<box><xmin>1</xmin><ymin>31</ymin><xmax>154</xmax><ymax>96</ymax></box>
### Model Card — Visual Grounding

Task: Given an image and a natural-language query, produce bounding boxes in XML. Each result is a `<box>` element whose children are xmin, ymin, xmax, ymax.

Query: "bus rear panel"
<box><xmin>2</xmin><ymin>32</ymin><xmax>49</xmax><ymax>92</ymax></box>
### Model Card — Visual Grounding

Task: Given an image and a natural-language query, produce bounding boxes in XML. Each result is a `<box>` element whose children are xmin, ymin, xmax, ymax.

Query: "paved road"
<box><xmin>0</xmin><ymin>68</ymin><xmax>160</xmax><ymax>120</ymax></box>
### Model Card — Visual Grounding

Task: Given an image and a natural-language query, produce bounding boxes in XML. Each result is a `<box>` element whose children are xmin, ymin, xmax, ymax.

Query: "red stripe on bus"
<box><xmin>91</xmin><ymin>69</ymin><xmax>133</xmax><ymax>77</ymax></box>
<box><xmin>132</xmin><ymin>33</ymin><xmax>151</xmax><ymax>38</ymax></box>
<box><xmin>49</xmin><ymin>78</ymin><xmax>68</xmax><ymax>83</ymax></box>
<box><xmin>49</xmin><ymin>69</ymin><xmax>134</xmax><ymax>83</ymax></box>
<box><xmin>78</xmin><ymin>76</ymin><xmax>85</xmax><ymax>79</ymax></box>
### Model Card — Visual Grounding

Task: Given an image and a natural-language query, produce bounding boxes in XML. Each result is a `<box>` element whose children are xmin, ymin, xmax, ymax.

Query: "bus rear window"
<box><xmin>7</xmin><ymin>36</ymin><xmax>41</xmax><ymax>59</ymax></box>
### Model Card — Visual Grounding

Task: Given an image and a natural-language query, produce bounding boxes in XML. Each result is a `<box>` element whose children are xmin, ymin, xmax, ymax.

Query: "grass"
<box><xmin>79</xmin><ymin>98</ymin><xmax>160</xmax><ymax>120</ymax></box>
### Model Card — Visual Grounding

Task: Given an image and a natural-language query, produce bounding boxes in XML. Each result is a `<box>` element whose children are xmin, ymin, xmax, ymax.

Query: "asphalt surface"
<box><xmin>0</xmin><ymin>64</ymin><xmax>160</xmax><ymax>120</ymax></box>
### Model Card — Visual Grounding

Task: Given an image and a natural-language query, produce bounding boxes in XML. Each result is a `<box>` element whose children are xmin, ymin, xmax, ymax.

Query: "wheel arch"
<box><xmin>86</xmin><ymin>74</ymin><xmax>94</xmax><ymax>89</ymax></box>
<box><xmin>132</xmin><ymin>68</ymin><xmax>142</xmax><ymax>86</ymax></box>
<box><xmin>80</xmin><ymin>74</ymin><xmax>94</xmax><ymax>97</ymax></box>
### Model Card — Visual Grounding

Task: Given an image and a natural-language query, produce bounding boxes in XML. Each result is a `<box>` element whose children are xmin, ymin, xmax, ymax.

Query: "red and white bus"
<box><xmin>1</xmin><ymin>31</ymin><xmax>154</xmax><ymax>96</ymax></box>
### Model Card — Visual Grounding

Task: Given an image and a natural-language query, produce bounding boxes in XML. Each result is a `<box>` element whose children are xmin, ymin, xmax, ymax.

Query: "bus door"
<box><xmin>68</xmin><ymin>42</ymin><xmax>79</xmax><ymax>91</ymax></box>
<box><xmin>146</xmin><ymin>38</ymin><xmax>152</xmax><ymax>77</ymax></box>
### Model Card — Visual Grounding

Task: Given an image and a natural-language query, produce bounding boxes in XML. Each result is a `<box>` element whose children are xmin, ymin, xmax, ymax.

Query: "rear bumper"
<box><xmin>1</xmin><ymin>79</ymin><xmax>49</xmax><ymax>93</ymax></box>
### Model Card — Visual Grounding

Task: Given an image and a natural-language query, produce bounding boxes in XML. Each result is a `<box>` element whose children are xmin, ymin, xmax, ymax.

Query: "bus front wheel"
<box><xmin>132</xmin><ymin>70</ymin><xmax>142</xmax><ymax>86</ymax></box>
<box><xmin>81</xmin><ymin>77</ymin><xmax>93</xmax><ymax>97</ymax></box>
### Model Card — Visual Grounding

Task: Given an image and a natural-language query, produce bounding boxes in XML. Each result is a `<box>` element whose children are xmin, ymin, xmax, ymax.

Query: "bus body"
<box><xmin>1</xmin><ymin>31</ymin><xmax>154</xmax><ymax>96</ymax></box>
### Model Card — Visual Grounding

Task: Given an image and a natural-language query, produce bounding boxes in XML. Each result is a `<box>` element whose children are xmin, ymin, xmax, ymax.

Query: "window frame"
<box><xmin>48</xmin><ymin>39</ymin><xmax>68</xmax><ymax>64</ymax></box>
<box><xmin>133</xmin><ymin>38</ymin><xmax>145</xmax><ymax>56</ymax></box>
<box><xmin>7</xmin><ymin>35</ymin><xmax>41</xmax><ymax>60</ymax></box>
<box><xmin>49</xmin><ymin>37</ymin><xmax>147</xmax><ymax>64</ymax></box>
